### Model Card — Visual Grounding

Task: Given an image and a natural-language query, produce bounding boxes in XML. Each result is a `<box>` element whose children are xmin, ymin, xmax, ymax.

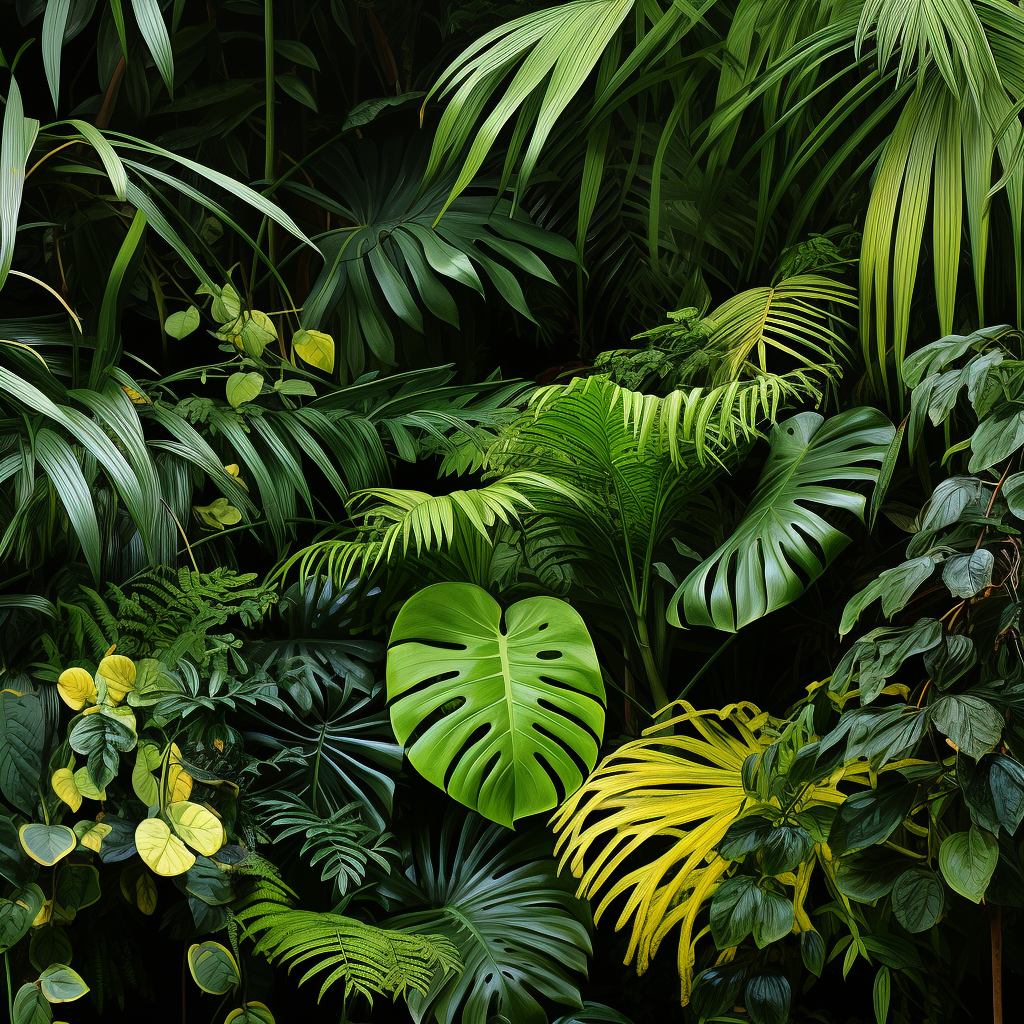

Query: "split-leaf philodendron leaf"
<box><xmin>670</xmin><ymin>408</ymin><xmax>893</xmax><ymax>632</ymax></box>
<box><xmin>387</xmin><ymin>582</ymin><xmax>605</xmax><ymax>827</ymax></box>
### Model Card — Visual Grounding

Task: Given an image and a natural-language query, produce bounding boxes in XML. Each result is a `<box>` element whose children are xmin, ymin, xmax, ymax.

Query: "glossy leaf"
<box><xmin>891</xmin><ymin>869</ymin><xmax>943</xmax><ymax>932</ymax></box>
<box><xmin>188</xmin><ymin>941</ymin><xmax>240</xmax><ymax>995</ymax></box>
<box><xmin>387</xmin><ymin>582</ymin><xmax>605</xmax><ymax>827</ymax></box>
<box><xmin>167</xmin><ymin>801</ymin><xmax>226</xmax><ymax>856</ymax></box>
<box><xmin>135</xmin><ymin>818</ymin><xmax>195</xmax><ymax>876</ymax></box>
<box><xmin>672</xmin><ymin>408</ymin><xmax>893</xmax><ymax>631</ymax></box>
<box><xmin>939</xmin><ymin>827</ymin><xmax>998</xmax><ymax>903</ymax></box>
<box><xmin>38</xmin><ymin>963</ymin><xmax>89</xmax><ymax>1003</ymax></box>
<box><xmin>19</xmin><ymin>825</ymin><xmax>76</xmax><ymax>867</ymax></box>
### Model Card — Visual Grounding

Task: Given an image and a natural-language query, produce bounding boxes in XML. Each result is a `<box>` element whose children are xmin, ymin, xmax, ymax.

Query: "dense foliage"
<box><xmin>1</xmin><ymin>2</ymin><xmax>1023</xmax><ymax>1023</ymax></box>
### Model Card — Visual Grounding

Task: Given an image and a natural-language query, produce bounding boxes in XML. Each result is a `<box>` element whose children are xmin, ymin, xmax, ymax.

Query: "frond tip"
<box><xmin>242</xmin><ymin>908</ymin><xmax>462</xmax><ymax>1005</ymax></box>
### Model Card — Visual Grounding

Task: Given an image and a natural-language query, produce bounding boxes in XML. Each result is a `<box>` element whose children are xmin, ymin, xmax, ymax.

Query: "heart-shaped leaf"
<box><xmin>38</xmin><ymin>963</ymin><xmax>89</xmax><ymax>1003</ymax></box>
<box><xmin>167</xmin><ymin>801</ymin><xmax>225</xmax><ymax>856</ymax></box>
<box><xmin>19</xmin><ymin>825</ymin><xmax>76</xmax><ymax>867</ymax></box>
<box><xmin>135</xmin><ymin>819</ymin><xmax>195</xmax><ymax>876</ymax></box>
<box><xmin>387</xmin><ymin>582</ymin><xmax>605</xmax><ymax>827</ymax></box>
<box><xmin>56</xmin><ymin>668</ymin><xmax>96</xmax><ymax>711</ymax></box>
<box><xmin>50</xmin><ymin>768</ymin><xmax>81</xmax><ymax>812</ymax></box>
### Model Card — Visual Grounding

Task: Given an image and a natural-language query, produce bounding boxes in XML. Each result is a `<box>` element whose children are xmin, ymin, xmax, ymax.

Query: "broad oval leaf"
<box><xmin>38</xmin><ymin>963</ymin><xmax>89</xmax><ymax>1003</ymax></box>
<box><xmin>135</xmin><ymin>818</ymin><xmax>195</xmax><ymax>876</ymax></box>
<box><xmin>29</xmin><ymin>925</ymin><xmax>72</xmax><ymax>973</ymax></box>
<box><xmin>13</xmin><ymin>983</ymin><xmax>49</xmax><ymax>1024</ymax></box>
<box><xmin>939</xmin><ymin>827</ymin><xmax>998</xmax><ymax>903</ymax></box>
<box><xmin>19</xmin><ymin>824</ymin><xmax>76</xmax><ymax>867</ymax></box>
<box><xmin>891</xmin><ymin>868</ymin><xmax>943</xmax><ymax>933</ymax></box>
<box><xmin>51</xmin><ymin>768</ymin><xmax>82</xmax><ymax>812</ymax></box>
<box><xmin>0</xmin><ymin>883</ymin><xmax>45</xmax><ymax>951</ymax></box>
<box><xmin>387</xmin><ymin>582</ymin><xmax>605</xmax><ymax>827</ymax></box>
<box><xmin>164</xmin><ymin>306</ymin><xmax>200</xmax><ymax>339</ymax></box>
<box><xmin>167</xmin><ymin>801</ymin><xmax>226</xmax><ymax>856</ymax></box>
<box><xmin>745</xmin><ymin>972</ymin><xmax>791</xmax><ymax>1024</ymax></box>
<box><xmin>292</xmin><ymin>329</ymin><xmax>335</xmax><ymax>372</ymax></box>
<box><xmin>96</xmin><ymin>654</ymin><xmax>136</xmax><ymax>703</ymax></box>
<box><xmin>188</xmin><ymin>941</ymin><xmax>240</xmax><ymax>995</ymax></box>
<box><xmin>224</xmin><ymin>1002</ymin><xmax>276</xmax><ymax>1024</ymax></box>
<box><xmin>226</xmin><ymin>372</ymin><xmax>264</xmax><ymax>408</ymax></box>
<box><xmin>56</xmin><ymin>667</ymin><xmax>97</xmax><ymax>710</ymax></box>
<box><xmin>671</xmin><ymin>408</ymin><xmax>893</xmax><ymax>631</ymax></box>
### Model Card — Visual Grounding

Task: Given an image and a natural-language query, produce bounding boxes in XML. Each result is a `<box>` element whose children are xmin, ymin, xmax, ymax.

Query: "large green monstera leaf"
<box><xmin>386</xmin><ymin>583</ymin><xmax>605</xmax><ymax>827</ymax></box>
<box><xmin>669</xmin><ymin>408</ymin><xmax>893</xmax><ymax>632</ymax></box>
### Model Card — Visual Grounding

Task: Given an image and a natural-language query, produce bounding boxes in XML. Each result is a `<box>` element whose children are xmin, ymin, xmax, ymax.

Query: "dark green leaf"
<box><xmin>834</xmin><ymin>850</ymin><xmax>908</xmax><ymax>902</ymax></box>
<box><xmin>969</xmin><ymin>402</ymin><xmax>1024</xmax><ymax>473</ymax></box>
<box><xmin>29</xmin><ymin>926</ymin><xmax>73</xmax><ymax>973</ymax></box>
<box><xmin>923</xmin><ymin>634</ymin><xmax>976</xmax><ymax>690</ymax></box>
<box><xmin>752</xmin><ymin>888</ymin><xmax>793</xmax><ymax>948</ymax></box>
<box><xmin>745</xmin><ymin>973</ymin><xmax>790</xmax><ymax>1024</ymax></box>
<box><xmin>800</xmin><ymin>929</ymin><xmax>825</xmax><ymax>976</ymax></box>
<box><xmin>942</xmin><ymin>549</ymin><xmax>994</xmax><ymax>599</ymax></box>
<box><xmin>890</xmin><ymin>869</ymin><xmax>943</xmax><ymax>933</ymax></box>
<box><xmin>719</xmin><ymin>815</ymin><xmax>773</xmax><ymax>861</ymax></box>
<box><xmin>834</xmin><ymin>785</ymin><xmax>914</xmax><ymax>853</ymax></box>
<box><xmin>691</xmin><ymin>968</ymin><xmax>742</xmax><ymax>1023</ymax></box>
<box><xmin>873</xmin><ymin>965</ymin><xmax>890</xmax><ymax>1024</ymax></box>
<box><xmin>710</xmin><ymin>875</ymin><xmax>761</xmax><ymax>948</ymax></box>
<box><xmin>761</xmin><ymin>826</ymin><xmax>813</xmax><ymax>876</ymax></box>
<box><xmin>0</xmin><ymin>692</ymin><xmax>45</xmax><ymax>815</ymax></box>
<box><xmin>930</xmin><ymin>694</ymin><xmax>1003</xmax><ymax>759</ymax></box>
<box><xmin>990</xmin><ymin>754</ymin><xmax>1024</xmax><ymax>835</ymax></box>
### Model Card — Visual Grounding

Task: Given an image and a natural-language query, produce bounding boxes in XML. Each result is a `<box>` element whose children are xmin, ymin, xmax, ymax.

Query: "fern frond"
<box><xmin>261</xmin><ymin>799</ymin><xmax>397</xmax><ymax>897</ymax></box>
<box><xmin>241</xmin><ymin>907</ymin><xmax>461</xmax><ymax>1004</ymax></box>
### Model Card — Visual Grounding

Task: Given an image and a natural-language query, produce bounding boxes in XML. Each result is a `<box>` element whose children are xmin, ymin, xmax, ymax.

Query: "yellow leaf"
<box><xmin>57</xmin><ymin>667</ymin><xmax>96</xmax><ymax>711</ymax></box>
<box><xmin>120</xmin><ymin>384</ymin><xmax>149</xmax><ymax>404</ymax></box>
<box><xmin>51</xmin><ymin>768</ymin><xmax>82</xmax><ymax>812</ymax></box>
<box><xmin>193</xmin><ymin>497</ymin><xmax>243</xmax><ymax>530</ymax></box>
<box><xmin>167</xmin><ymin>744</ymin><xmax>193</xmax><ymax>804</ymax></box>
<box><xmin>135</xmin><ymin>819</ymin><xmax>196</xmax><ymax>877</ymax></box>
<box><xmin>73</xmin><ymin>766</ymin><xmax>106</xmax><ymax>801</ymax></box>
<box><xmin>33</xmin><ymin>900</ymin><xmax>52</xmax><ymax>927</ymax></box>
<box><xmin>167</xmin><ymin>801</ymin><xmax>226</xmax><ymax>856</ymax></box>
<box><xmin>97</xmin><ymin>655</ymin><xmax>136</xmax><ymax>704</ymax></box>
<box><xmin>218</xmin><ymin>310</ymin><xmax>277</xmax><ymax>358</ymax></box>
<box><xmin>73</xmin><ymin>820</ymin><xmax>111</xmax><ymax>854</ymax></box>
<box><xmin>293</xmin><ymin>328</ymin><xmax>335</xmax><ymax>373</ymax></box>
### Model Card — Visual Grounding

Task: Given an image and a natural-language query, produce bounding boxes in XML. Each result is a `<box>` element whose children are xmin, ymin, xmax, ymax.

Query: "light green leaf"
<box><xmin>165</xmin><ymin>306</ymin><xmax>201</xmax><ymax>339</ymax></box>
<box><xmin>226</xmin><ymin>372</ymin><xmax>264</xmax><ymax>408</ymax></box>
<box><xmin>19</xmin><ymin>825</ymin><xmax>76</xmax><ymax>867</ymax></box>
<box><xmin>939</xmin><ymin>827</ymin><xmax>998</xmax><ymax>902</ymax></box>
<box><xmin>387</xmin><ymin>582</ymin><xmax>605</xmax><ymax>827</ymax></box>
<box><xmin>38</xmin><ymin>963</ymin><xmax>89</xmax><ymax>1003</ymax></box>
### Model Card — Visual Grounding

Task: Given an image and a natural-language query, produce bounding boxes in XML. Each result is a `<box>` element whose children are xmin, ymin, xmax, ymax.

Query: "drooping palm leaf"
<box><xmin>386</xmin><ymin>809</ymin><xmax>592</xmax><ymax>1024</ymax></box>
<box><xmin>292</xmin><ymin>135</ymin><xmax>576</xmax><ymax>377</ymax></box>
<box><xmin>669</xmin><ymin>407</ymin><xmax>894</xmax><ymax>632</ymax></box>
<box><xmin>551</xmin><ymin>702</ymin><xmax>766</xmax><ymax>1003</ymax></box>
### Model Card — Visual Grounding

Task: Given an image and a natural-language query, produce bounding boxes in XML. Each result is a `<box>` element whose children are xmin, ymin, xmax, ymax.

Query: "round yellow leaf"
<box><xmin>135</xmin><ymin>819</ymin><xmax>196</xmax><ymax>876</ymax></box>
<box><xmin>167</xmin><ymin>801</ymin><xmax>226</xmax><ymax>856</ymax></box>
<box><xmin>73</xmin><ymin>820</ymin><xmax>111</xmax><ymax>854</ymax></box>
<box><xmin>57</xmin><ymin>668</ymin><xmax>96</xmax><ymax>711</ymax></box>
<box><xmin>33</xmin><ymin>900</ymin><xmax>52</xmax><ymax>927</ymax></box>
<box><xmin>293</xmin><ymin>328</ymin><xmax>335</xmax><ymax>373</ymax></box>
<box><xmin>97</xmin><ymin>655</ymin><xmax>136</xmax><ymax>704</ymax></box>
<box><xmin>51</xmin><ymin>769</ymin><xmax>82</xmax><ymax>812</ymax></box>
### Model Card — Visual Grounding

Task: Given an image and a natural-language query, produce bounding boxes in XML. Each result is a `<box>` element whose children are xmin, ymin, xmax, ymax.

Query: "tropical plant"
<box><xmin>386</xmin><ymin>581</ymin><xmax>606</xmax><ymax>827</ymax></box>
<box><xmin>421</xmin><ymin>0</ymin><xmax>1024</xmax><ymax>393</ymax></box>
<box><xmin>385</xmin><ymin>808</ymin><xmax>594</xmax><ymax>1024</ymax></box>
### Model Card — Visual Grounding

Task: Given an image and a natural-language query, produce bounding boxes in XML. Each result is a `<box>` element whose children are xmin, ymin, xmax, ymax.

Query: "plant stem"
<box><xmin>5</xmin><ymin>951</ymin><xmax>12</xmax><ymax>1022</ymax></box>
<box><xmin>991</xmin><ymin>905</ymin><xmax>1003</xmax><ymax>1024</ymax></box>
<box><xmin>264</xmin><ymin>0</ymin><xmax>276</xmax><ymax>298</ymax></box>
<box><xmin>635</xmin><ymin>616</ymin><xmax>668</xmax><ymax>712</ymax></box>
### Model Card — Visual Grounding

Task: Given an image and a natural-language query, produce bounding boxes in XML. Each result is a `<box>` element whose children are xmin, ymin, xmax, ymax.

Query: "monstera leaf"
<box><xmin>669</xmin><ymin>408</ymin><xmax>893</xmax><ymax>632</ymax></box>
<box><xmin>385</xmin><ymin>809</ymin><xmax>592</xmax><ymax>1024</ymax></box>
<box><xmin>387</xmin><ymin>583</ymin><xmax>605</xmax><ymax>828</ymax></box>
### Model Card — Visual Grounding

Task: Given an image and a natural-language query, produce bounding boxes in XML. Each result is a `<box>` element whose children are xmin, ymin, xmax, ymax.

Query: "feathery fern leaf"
<box><xmin>240</xmin><ymin>907</ymin><xmax>460</xmax><ymax>1004</ymax></box>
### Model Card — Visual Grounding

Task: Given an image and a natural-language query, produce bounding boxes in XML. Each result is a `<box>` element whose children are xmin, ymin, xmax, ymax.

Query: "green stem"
<box><xmin>263</xmin><ymin>0</ymin><xmax>276</xmax><ymax>296</ymax></box>
<box><xmin>4</xmin><ymin>952</ymin><xmax>10</xmax><ymax>1022</ymax></box>
<box><xmin>675</xmin><ymin>633</ymin><xmax>737</xmax><ymax>703</ymax></box>
<box><xmin>263</xmin><ymin>0</ymin><xmax>275</xmax><ymax>183</ymax></box>
<box><xmin>635</xmin><ymin>616</ymin><xmax>669</xmax><ymax>711</ymax></box>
